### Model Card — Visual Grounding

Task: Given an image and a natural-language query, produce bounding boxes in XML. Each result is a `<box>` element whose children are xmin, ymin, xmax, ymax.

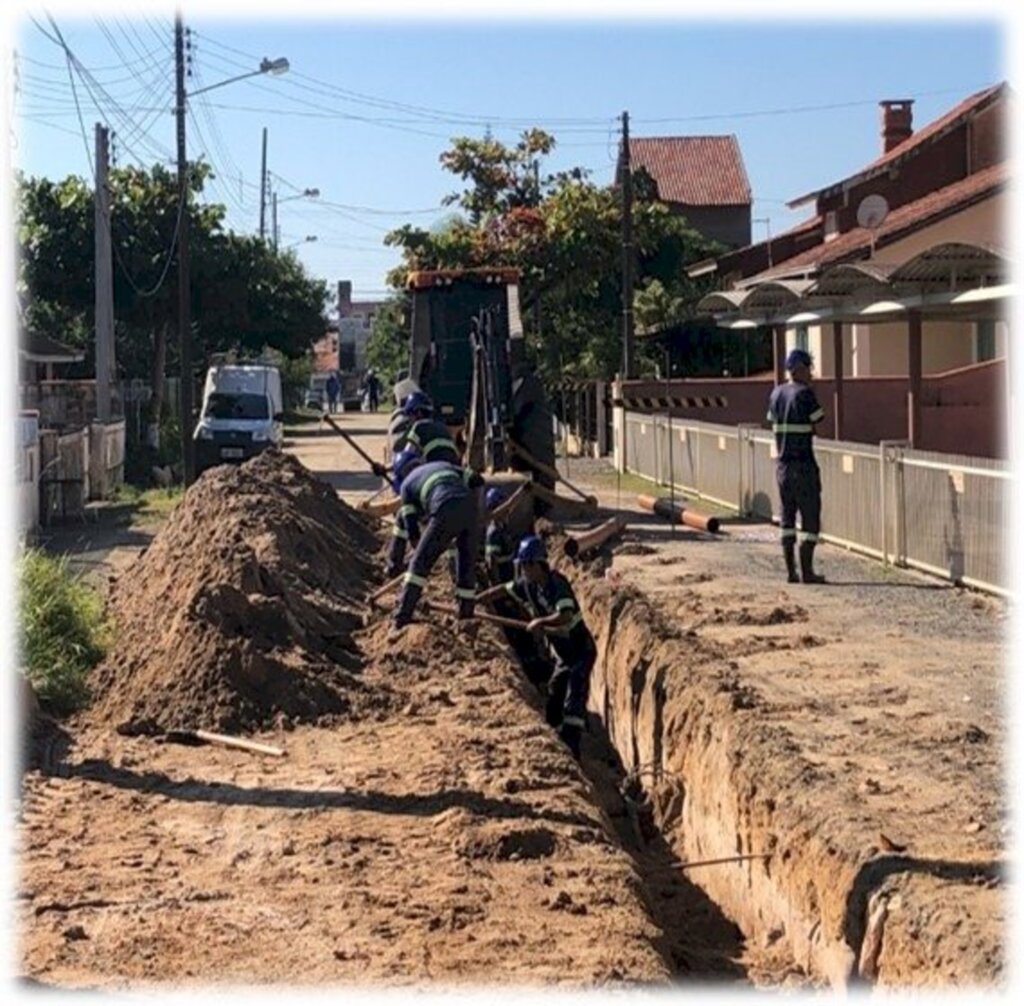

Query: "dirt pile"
<box><xmin>88</xmin><ymin>451</ymin><xmax>386</xmax><ymax>735</ymax></box>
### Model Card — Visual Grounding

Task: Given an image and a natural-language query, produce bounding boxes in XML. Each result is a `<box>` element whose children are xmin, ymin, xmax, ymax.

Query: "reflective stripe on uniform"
<box><xmin>800</xmin><ymin>532</ymin><xmax>819</xmax><ymax>543</ymax></box>
<box><xmin>403</xmin><ymin>572</ymin><xmax>427</xmax><ymax>587</ymax></box>
<box><xmin>554</xmin><ymin>598</ymin><xmax>576</xmax><ymax>612</ymax></box>
<box><xmin>485</xmin><ymin>545</ymin><xmax>502</xmax><ymax>554</ymax></box>
<box><xmin>809</xmin><ymin>408</ymin><xmax>825</xmax><ymax>422</ymax></box>
<box><xmin>780</xmin><ymin>528</ymin><xmax>797</xmax><ymax>539</ymax></box>
<box><xmin>421</xmin><ymin>437</ymin><xmax>456</xmax><ymax>458</ymax></box>
<box><xmin>766</xmin><ymin>410</ymin><xmax>775</xmax><ymax>422</ymax></box>
<box><xmin>562</xmin><ymin>715</ymin><xmax>586</xmax><ymax>728</ymax></box>
<box><xmin>392</xmin><ymin>526</ymin><xmax>409</xmax><ymax>540</ymax></box>
<box><xmin>504</xmin><ymin>581</ymin><xmax>517</xmax><ymax>596</ymax></box>
<box><xmin>398</xmin><ymin>504</ymin><xmax>418</xmax><ymax>519</ymax></box>
<box><xmin>772</xmin><ymin>423</ymin><xmax>814</xmax><ymax>433</ymax></box>
<box><xmin>419</xmin><ymin>470</ymin><xmax>461</xmax><ymax>506</ymax></box>
<box><xmin>454</xmin><ymin>587</ymin><xmax>476</xmax><ymax>599</ymax></box>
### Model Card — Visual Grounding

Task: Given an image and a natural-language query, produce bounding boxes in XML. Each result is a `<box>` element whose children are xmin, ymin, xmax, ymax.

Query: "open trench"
<box><xmin>555</xmin><ymin>555</ymin><xmax>1003</xmax><ymax>990</ymax></box>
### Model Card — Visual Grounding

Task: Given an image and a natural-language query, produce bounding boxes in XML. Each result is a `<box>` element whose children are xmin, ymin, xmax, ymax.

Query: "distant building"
<box><xmin>618</xmin><ymin>135</ymin><xmax>752</xmax><ymax>248</ymax></box>
<box><xmin>337</xmin><ymin>280</ymin><xmax>388</xmax><ymax>372</ymax></box>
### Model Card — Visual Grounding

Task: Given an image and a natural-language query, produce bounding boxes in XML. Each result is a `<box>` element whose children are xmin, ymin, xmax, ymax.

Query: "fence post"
<box><xmin>613</xmin><ymin>375</ymin><xmax>625</xmax><ymax>473</ymax></box>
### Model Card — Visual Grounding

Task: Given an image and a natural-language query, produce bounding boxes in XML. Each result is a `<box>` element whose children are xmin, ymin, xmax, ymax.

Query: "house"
<box><xmin>337</xmin><ymin>280</ymin><xmax>388</xmax><ymax>372</ymax></box>
<box><xmin>619</xmin><ymin>135</ymin><xmax>752</xmax><ymax>248</ymax></box>
<box><xmin>684</xmin><ymin>83</ymin><xmax>1010</xmax><ymax>456</ymax></box>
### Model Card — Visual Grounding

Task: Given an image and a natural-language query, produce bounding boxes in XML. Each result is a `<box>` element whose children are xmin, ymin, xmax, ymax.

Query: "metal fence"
<box><xmin>622</xmin><ymin>411</ymin><xmax>1009</xmax><ymax>595</ymax></box>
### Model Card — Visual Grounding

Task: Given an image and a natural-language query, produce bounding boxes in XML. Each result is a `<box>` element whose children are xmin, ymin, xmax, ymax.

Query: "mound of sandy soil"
<box><xmin>88</xmin><ymin>452</ymin><xmax>386</xmax><ymax>735</ymax></box>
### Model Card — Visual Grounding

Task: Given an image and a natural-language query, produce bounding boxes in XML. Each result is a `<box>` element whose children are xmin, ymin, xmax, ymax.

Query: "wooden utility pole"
<box><xmin>620</xmin><ymin>110</ymin><xmax>635</xmax><ymax>379</ymax></box>
<box><xmin>272</xmin><ymin>190</ymin><xmax>279</xmax><ymax>251</ymax></box>
<box><xmin>94</xmin><ymin>124</ymin><xmax>114</xmax><ymax>423</ymax></box>
<box><xmin>175</xmin><ymin>13</ymin><xmax>194</xmax><ymax>484</ymax></box>
<box><xmin>259</xmin><ymin>126</ymin><xmax>268</xmax><ymax>239</ymax></box>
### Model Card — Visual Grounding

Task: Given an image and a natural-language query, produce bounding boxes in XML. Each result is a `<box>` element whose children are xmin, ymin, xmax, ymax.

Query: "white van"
<box><xmin>193</xmin><ymin>365</ymin><xmax>284</xmax><ymax>473</ymax></box>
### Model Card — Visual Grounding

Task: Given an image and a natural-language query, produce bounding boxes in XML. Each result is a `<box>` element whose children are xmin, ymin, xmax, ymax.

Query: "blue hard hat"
<box><xmin>485</xmin><ymin>487</ymin><xmax>505</xmax><ymax>511</ymax></box>
<box><xmin>402</xmin><ymin>391</ymin><xmax>434</xmax><ymax>417</ymax></box>
<box><xmin>785</xmin><ymin>348</ymin><xmax>813</xmax><ymax>371</ymax></box>
<box><xmin>392</xmin><ymin>447</ymin><xmax>421</xmax><ymax>483</ymax></box>
<box><xmin>515</xmin><ymin>534</ymin><xmax>548</xmax><ymax>563</ymax></box>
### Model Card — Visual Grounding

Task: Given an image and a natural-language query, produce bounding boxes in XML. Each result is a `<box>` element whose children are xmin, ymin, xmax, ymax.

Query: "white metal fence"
<box><xmin>622</xmin><ymin>412</ymin><xmax>1010</xmax><ymax>595</ymax></box>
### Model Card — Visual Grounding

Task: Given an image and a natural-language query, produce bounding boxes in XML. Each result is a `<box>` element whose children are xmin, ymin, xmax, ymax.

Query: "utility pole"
<box><xmin>175</xmin><ymin>13</ymin><xmax>194</xmax><ymax>484</ymax></box>
<box><xmin>533</xmin><ymin>158</ymin><xmax>541</xmax><ymax>338</ymax></box>
<box><xmin>259</xmin><ymin>126</ymin><xmax>267</xmax><ymax>239</ymax></box>
<box><xmin>620</xmin><ymin>110</ymin><xmax>635</xmax><ymax>379</ymax></box>
<box><xmin>94</xmin><ymin>123</ymin><xmax>114</xmax><ymax>423</ymax></box>
<box><xmin>272</xmin><ymin>190</ymin><xmax>278</xmax><ymax>251</ymax></box>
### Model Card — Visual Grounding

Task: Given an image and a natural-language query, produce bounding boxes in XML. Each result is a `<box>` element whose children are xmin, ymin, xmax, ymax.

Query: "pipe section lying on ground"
<box><xmin>564</xmin><ymin>516</ymin><xmax>628</xmax><ymax>558</ymax></box>
<box><xmin>636</xmin><ymin>493</ymin><xmax>721</xmax><ymax>534</ymax></box>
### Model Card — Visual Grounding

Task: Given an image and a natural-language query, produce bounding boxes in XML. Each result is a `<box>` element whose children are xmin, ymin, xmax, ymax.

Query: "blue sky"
<box><xmin>10</xmin><ymin>13</ymin><xmax>1005</xmax><ymax>301</ymax></box>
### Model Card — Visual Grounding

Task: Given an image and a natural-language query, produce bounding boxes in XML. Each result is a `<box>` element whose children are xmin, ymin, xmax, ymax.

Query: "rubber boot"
<box><xmin>393</xmin><ymin>581</ymin><xmax>423</xmax><ymax>628</ymax></box>
<box><xmin>457</xmin><ymin>597</ymin><xmax>475</xmax><ymax>620</ymax></box>
<box><xmin>783</xmin><ymin>541</ymin><xmax>800</xmax><ymax>583</ymax></box>
<box><xmin>799</xmin><ymin>541</ymin><xmax>826</xmax><ymax>584</ymax></box>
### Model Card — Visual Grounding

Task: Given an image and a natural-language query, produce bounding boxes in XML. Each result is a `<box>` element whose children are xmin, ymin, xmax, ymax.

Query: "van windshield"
<box><xmin>204</xmin><ymin>392</ymin><xmax>270</xmax><ymax>420</ymax></box>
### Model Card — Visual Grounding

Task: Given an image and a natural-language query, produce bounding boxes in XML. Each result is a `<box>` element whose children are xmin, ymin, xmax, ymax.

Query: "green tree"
<box><xmin>365</xmin><ymin>295</ymin><xmax>410</xmax><ymax>387</ymax></box>
<box><xmin>16</xmin><ymin>162</ymin><xmax>328</xmax><ymax>448</ymax></box>
<box><xmin>383</xmin><ymin>131</ymin><xmax>723</xmax><ymax>380</ymax></box>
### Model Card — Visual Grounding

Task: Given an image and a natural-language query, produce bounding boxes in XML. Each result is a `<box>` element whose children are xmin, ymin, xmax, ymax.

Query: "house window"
<box><xmin>795</xmin><ymin>325</ymin><xmax>809</xmax><ymax>352</ymax></box>
<box><xmin>975</xmin><ymin>320</ymin><xmax>997</xmax><ymax>362</ymax></box>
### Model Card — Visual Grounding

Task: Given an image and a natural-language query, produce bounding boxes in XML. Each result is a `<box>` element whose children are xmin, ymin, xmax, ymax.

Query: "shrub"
<box><xmin>18</xmin><ymin>550</ymin><xmax>109</xmax><ymax>716</ymax></box>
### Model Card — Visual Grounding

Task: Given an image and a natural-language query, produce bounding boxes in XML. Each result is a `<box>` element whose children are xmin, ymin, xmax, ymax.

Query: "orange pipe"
<box><xmin>564</xmin><ymin>516</ymin><xmax>628</xmax><ymax>558</ymax></box>
<box><xmin>636</xmin><ymin>494</ymin><xmax>720</xmax><ymax>534</ymax></box>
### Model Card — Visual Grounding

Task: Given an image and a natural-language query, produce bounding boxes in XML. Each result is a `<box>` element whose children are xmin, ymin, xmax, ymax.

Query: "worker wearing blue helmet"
<box><xmin>767</xmin><ymin>348</ymin><xmax>826</xmax><ymax>584</ymax></box>
<box><xmin>385</xmin><ymin>447</ymin><xmax>483</xmax><ymax>628</ymax></box>
<box><xmin>477</xmin><ymin>534</ymin><xmax>596</xmax><ymax>759</ymax></box>
<box><xmin>402</xmin><ymin>391</ymin><xmax>460</xmax><ymax>465</ymax></box>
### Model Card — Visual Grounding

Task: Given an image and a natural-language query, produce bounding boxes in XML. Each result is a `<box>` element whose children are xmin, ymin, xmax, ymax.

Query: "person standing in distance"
<box><xmin>767</xmin><ymin>348</ymin><xmax>826</xmax><ymax>584</ymax></box>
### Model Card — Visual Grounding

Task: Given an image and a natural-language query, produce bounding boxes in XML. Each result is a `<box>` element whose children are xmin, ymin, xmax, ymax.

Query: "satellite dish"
<box><xmin>857</xmin><ymin>194</ymin><xmax>890</xmax><ymax>230</ymax></box>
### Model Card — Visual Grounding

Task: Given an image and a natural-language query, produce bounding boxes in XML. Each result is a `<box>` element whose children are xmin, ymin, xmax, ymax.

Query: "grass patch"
<box><xmin>113</xmin><ymin>483</ymin><xmax>183</xmax><ymax>525</ymax></box>
<box><xmin>18</xmin><ymin>549</ymin><xmax>110</xmax><ymax>716</ymax></box>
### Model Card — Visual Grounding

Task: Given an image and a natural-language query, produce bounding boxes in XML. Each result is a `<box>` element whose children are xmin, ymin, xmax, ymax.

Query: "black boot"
<box><xmin>783</xmin><ymin>540</ymin><xmax>800</xmax><ymax>583</ymax></box>
<box><xmin>559</xmin><ymin>722</ymin><xmax>582</xmax><ymax>761</ymax></box>
<box><xmin>799</xmin><ymin>541</ymin><xmax>826</xmax><ymax>584</ymax></box>
<box><xmin>457</xmin><ymin>597</ymin><xmax>475</xmax><ymax>620</ymax></box>
<box><xmin>393</xmin><ymin>580</ymin><xmax>423</xmax><ymax>627</ymax></box>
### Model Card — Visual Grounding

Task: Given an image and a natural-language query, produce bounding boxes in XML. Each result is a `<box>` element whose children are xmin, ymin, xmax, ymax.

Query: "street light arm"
<box><xmin>187</xmin><ymin>57</ymin><xmax>289</xmax><ymax>98</ymax></box>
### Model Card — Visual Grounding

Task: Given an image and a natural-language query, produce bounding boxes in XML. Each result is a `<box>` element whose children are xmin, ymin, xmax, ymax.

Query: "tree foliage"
<box><xmin>383</xmin><ymin>131</ymin><xmax>724</xmax><ymax>380</ymax></box>
<box><xmin>16</xmin><ymin>161</ymin><xmax>329</xmax><ymax>384</ymax></box>
<box><xmin>365</xmin><ymin>295</ymin><xmax>410</xmax><ymax>387</ymax></box>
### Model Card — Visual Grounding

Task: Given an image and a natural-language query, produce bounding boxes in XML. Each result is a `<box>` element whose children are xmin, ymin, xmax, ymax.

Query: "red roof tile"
<box><xmin>748</xmin><ymin>162</ymin><xmax>1007</xmax><ymax>282</ymax></box>
<box><xmin>629</xmin><ymin>136</ymin><xmax>751</xmax><ymax>206</ymax></box>
<box><xmin>788</xmin><ymin>83</ymin><xmax>1005</xmax><ymax>208</ymax></box>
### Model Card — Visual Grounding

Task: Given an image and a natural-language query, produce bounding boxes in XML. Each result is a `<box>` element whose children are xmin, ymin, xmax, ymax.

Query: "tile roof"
<box><xmin>747</xmin><ymin>162</ymin><xmax>1007</xmax><ymax>283</ymax></box>
<box><xmin>788</xmin><ymin>83</ymin><xmax>1005</xmax><ymax>208</ymax></box>
<box><xmin>629</xmin><ymin>135</ymin><xmax>751</xmax><ymax>206</ymax></box>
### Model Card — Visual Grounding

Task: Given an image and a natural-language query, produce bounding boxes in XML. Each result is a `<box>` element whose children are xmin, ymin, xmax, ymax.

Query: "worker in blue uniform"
<box><xmin>477</xmin><ymin>535</ymin><xmax>595</xmax><ymax>759</ymax></box>
<box><xmin>767</xmin><ymin>348</ymin><xmax>826</xmax><ymax>584</ymax></box>
<box><xmin>480</xmin><ymin>490</ymin><xmax>553</xmax><ymax>690</ymax></box>
<box><xmin>385</xmin><ymin>448</ymin><xmax>482</xmax><ymax>628</ymax></box>
<box><xmin>402</xmin><ymin>391</ymin><xmax>460</xmax><ymax>465</ymax></box>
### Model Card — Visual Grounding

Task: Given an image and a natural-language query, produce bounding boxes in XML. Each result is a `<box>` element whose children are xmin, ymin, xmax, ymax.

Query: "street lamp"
<box><xmin>285</xmin><ymin>235</ymin><xmax>318</xmax><ymax>250</ymax></box>
<box><xmin>176</xmin><ymin>11</ymin><xmax>288</xmax><ymax>485</ymax></box>
<box><xmin>272</xmin><ymin>187</ymin><xmax>319</xmax><ymax>250</ymax></box>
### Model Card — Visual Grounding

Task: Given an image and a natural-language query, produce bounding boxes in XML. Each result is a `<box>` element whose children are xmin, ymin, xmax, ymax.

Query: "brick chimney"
<box><xmin>880</xmin><ymin>100</ymin><xmax>914</xmax><ymax>153</ymax></box>
<box><xmin>337</xmin><ymin>280</ymin><xmax>353</xmax><ymax>318</ymax></box>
